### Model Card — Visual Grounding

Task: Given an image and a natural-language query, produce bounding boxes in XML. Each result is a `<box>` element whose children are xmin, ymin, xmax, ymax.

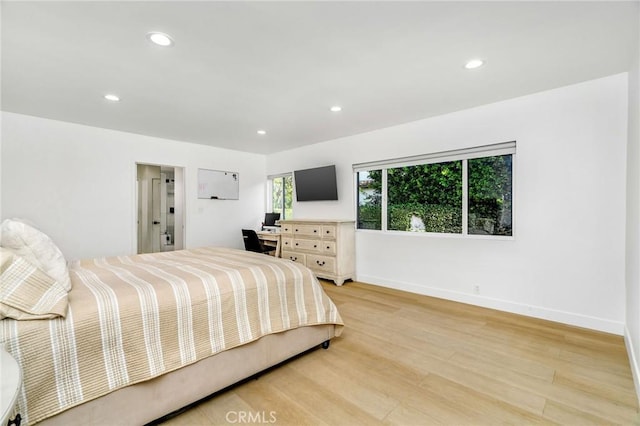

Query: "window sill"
<box><xmin>356</xmin><ymin>228</ymin><xmax>515</xmax><ymax>241</ymax></box>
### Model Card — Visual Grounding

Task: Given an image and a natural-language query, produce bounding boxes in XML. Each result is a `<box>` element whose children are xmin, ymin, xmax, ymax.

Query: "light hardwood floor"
<box><xmin>162</xmin><ymin>280</ymin><xmax>640</xmax><ymax>425</ymax></box>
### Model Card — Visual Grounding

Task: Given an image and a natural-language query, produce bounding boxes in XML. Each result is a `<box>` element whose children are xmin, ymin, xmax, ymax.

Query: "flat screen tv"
<box><xmin>294</xmin><ymin>165</ymin><xmax>338</xmax><ymax>201</ymax></box>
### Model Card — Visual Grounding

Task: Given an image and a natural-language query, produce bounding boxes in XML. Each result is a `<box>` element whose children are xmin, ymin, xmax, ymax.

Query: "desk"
<box><xmin>1</xmin><ymin>347</ymin><xmax>22</xmax><ymax>426</ymax></box>
<box><xmin>256</xmin><ymin>231</ymin><xmax>281</xmax><ymax>258</ymax></box>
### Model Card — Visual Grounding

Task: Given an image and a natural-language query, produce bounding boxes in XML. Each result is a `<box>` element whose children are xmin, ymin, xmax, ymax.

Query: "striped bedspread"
<box><xmin>0</xmin><ymin>247</ymin><xmax>343</xmax><ymax>425</ymax></box>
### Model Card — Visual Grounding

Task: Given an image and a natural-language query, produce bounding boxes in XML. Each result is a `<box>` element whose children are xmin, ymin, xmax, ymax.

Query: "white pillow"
<box><xmin>0</xmin><ymin>219</ymin><xmax>72</xmax><ymax>291</ymax></box>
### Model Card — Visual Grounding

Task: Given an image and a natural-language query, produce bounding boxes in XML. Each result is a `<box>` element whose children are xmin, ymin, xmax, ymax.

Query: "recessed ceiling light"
<box><xmin>104</xmin><ymin>94</ymin><xmax>120</xmax><ymax>102</ymax></box>
<box><xmin>147</xmin><ymin>32</ymin><xmax>174</xmax><ymax>47</ymax></box>
<box><xmin>330</xmin><ymin>106</ymin><xmax>342</xmax><ymax>112</ymax></box>
<box><xmin>257</xmin><ymin>130</ymin><xmax>267</xmax><ymax>135</ymax></box>
<box><xmin>465</xmin><ymin>59</ymin><xmax>484</xmax><ymax>69</ymax></box>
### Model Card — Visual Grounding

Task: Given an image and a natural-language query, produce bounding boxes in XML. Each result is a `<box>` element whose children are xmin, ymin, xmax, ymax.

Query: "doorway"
<box><xmin>136</xmin><ymin>163</ymin><xmax>185</xmax><ymax>254</ymax></box>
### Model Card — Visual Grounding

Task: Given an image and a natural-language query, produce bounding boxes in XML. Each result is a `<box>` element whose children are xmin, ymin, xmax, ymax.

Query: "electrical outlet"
<box><xmin>473</xmin><ymin>285</ymin><xmax>480</xmax><ymax>294</ymax></box>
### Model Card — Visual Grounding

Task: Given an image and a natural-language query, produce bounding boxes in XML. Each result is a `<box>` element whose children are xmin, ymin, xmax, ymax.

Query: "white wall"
<box><xmin>0</xmin><ymin>112</ymin><xmax>3</xmax><ymax>220</ymax></box>
<box><xmin>1</xmin><ymin>112</ymin><xmax>266</xmax><ymax>260</ymax></box>
<box><xmin>0</xmin><ymin>1</ymin><xmax>3</xmax><ymax>221</ymax></box>
<box><xmin>625</xmin><ymin>4</ymin><xmax>640</xmax><ymax>405</ymax></box>
<box><xmin>268</xmin><ymin>74</ymin><xmax>628</xmax><ymax>334</ymax></box>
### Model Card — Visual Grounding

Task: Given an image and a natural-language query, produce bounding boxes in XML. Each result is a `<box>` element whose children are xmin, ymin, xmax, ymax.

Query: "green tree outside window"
<box><xmin>271</xmin><ymin>175</ymin><xmax>293</xmax><ymax>219</ymax></box>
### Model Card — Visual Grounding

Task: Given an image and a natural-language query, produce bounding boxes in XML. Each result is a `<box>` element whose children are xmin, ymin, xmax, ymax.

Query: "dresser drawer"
<box><xmin>322</xmin><ymin>241</ymin><xmax>336</xmax><ymax>255</ymax></box>
<box><xmin>293</xmin><ymin>238</ymin><xmax>322</xmax><ymax>252</ymax></box>
<box><xmin>281</xmin><ymin>224</ymin><xmax>294</xmax><ymax>235</ymax></box>
<box><xmin>292</xmin><ymin>224</ymin><xmax>321</xmax><ymax>237</ymax></box>
<box><xmin>306</xmin><ymin>255</ymin><xmax>336</xmax><ymax>274</ymax></box>
<box><xmin>322</xmin><ymin>225</ymin><xmax>336</xmax><ymax>239</ymax></box>
<box><xmin>281</xmin><ymin>237</ymin><xmax>293</xmax><ymax>250</ymax></box>
<box><xmin>282</xmin><ymin>251</ymin><xmax>305</xmax><ymax>265</ymax></box>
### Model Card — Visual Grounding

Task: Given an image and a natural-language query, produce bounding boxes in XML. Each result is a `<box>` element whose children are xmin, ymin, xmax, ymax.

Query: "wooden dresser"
<box><xmin>279</xmin><ymin>219</ymin><xmax>355</xmax><ymax>285</ymax></box>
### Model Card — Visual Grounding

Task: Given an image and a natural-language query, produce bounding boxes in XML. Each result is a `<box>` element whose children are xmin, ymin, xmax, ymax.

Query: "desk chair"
<box><xmin>242</xmin><ymin>229</ymin><xmax>276</xmax><ymax>255</ymax></box>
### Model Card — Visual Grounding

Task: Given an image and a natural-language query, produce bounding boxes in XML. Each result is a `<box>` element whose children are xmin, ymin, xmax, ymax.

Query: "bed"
<box><xmin>0</xmin><ymin>219</ymin><xmax>343</xmax><ymax>425</ymax></box>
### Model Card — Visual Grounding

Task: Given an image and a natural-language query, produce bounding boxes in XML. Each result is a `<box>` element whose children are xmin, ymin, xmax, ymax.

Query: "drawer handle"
<box><xmin>290</xmin><ymin>256</ymin><xmax>297</xmax><ymax>261</ymax></box>
<box><xmin>295</xmin><ymin>242</ymin><xmax>299</xmax><ymax>246</ymax></box>
<box><xmin>295</xmin><ymin>229</ymin><xmax>298</xmax><ymax>232</ymax></box>
<box><xmin>314</xmin><ymin>229</ymin><xmax>317</xmax><ymax>233</ymax></box>
<box><xmin>326</xmin><ymin>246</ymin><xmax>330</xmax><ymax>249</ymax></box>
<box><xmin>316</xmin><ymin>260</ymin><xmax>325</xmax><ymax>266</ymax></box>
<box><xmin>313</xmin><ymin>244</ymin><xmax>317</xmax><ymax>248</ymax></box>
<box><xmin>326</xmin><ymin>230</ymin><xmax>330</xmax><ymax>234</ymax></box>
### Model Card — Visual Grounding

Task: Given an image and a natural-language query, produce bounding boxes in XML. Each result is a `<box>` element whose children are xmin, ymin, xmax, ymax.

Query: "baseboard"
<box><xmin>356</xmin><ymin>274</ymin><xmax>625</xmax><ymax>335</ymax></box>
<box><xmin>624</xmin><ymin>326</ymin><xmax>640</xmax><ymax>407</ymax></box>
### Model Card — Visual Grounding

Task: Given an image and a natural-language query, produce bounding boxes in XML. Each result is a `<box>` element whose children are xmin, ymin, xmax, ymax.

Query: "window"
<box><xmin>354</xmin><ymin>142</ymin><xmax>514</xmax><ymax>237</ymax></box>
<box><xmin>388</xmin><ymin>161</ymin><xmax>462</xmax><ymax>233</ymax></box>
<box><xmin>357</xmin><ymin>170</ymin><xmax>382</xmax><ymax>229</ymax></box>
<box><xmin>269</xmin><ymin>174</ymin><xmax>293</xmax><ymax>219</ymax></box>
<box><xmin>468</xmin><ymin>155</ymin><xmax>512</xmax><ymax>236</ymax></box>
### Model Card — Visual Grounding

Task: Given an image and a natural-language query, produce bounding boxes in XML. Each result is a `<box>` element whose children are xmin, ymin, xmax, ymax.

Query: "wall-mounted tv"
<box><xmin>294</xmin><ymin>165</ymin><xmax>338</xmax><ymax>201</ymax></box>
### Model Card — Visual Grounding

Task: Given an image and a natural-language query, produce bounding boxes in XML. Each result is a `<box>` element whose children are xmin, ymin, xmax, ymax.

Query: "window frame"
<box><xmin>353</xmin><ymin>142</ymin><xmax>515</xmax><ymax>239</ymax></box>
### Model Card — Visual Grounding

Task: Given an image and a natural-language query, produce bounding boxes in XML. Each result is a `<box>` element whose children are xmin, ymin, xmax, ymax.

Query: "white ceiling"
<box><xmin>2</xmin><ymin>1</ymin><xmax>637</xmax><ymax>154</ymax></box>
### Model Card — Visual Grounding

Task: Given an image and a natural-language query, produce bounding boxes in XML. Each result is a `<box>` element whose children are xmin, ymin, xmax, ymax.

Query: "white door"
<box><xmin>151</xmin><ymin>178</ymin><xmax>162</xmax><ymax>253</ymax></box>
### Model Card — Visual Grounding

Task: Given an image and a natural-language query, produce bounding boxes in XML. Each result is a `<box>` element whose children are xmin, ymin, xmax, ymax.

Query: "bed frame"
<box><xmin>38</xmin><ymin>324</ymin><xmax>336</xmax><ymax>425</ymax></box>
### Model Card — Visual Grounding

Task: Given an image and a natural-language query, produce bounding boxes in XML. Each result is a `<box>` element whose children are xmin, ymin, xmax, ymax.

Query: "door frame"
<box><xmin>134</xmin><ymin>162</ymin><xmax>186</xmax><ymax>254</ymax></box>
